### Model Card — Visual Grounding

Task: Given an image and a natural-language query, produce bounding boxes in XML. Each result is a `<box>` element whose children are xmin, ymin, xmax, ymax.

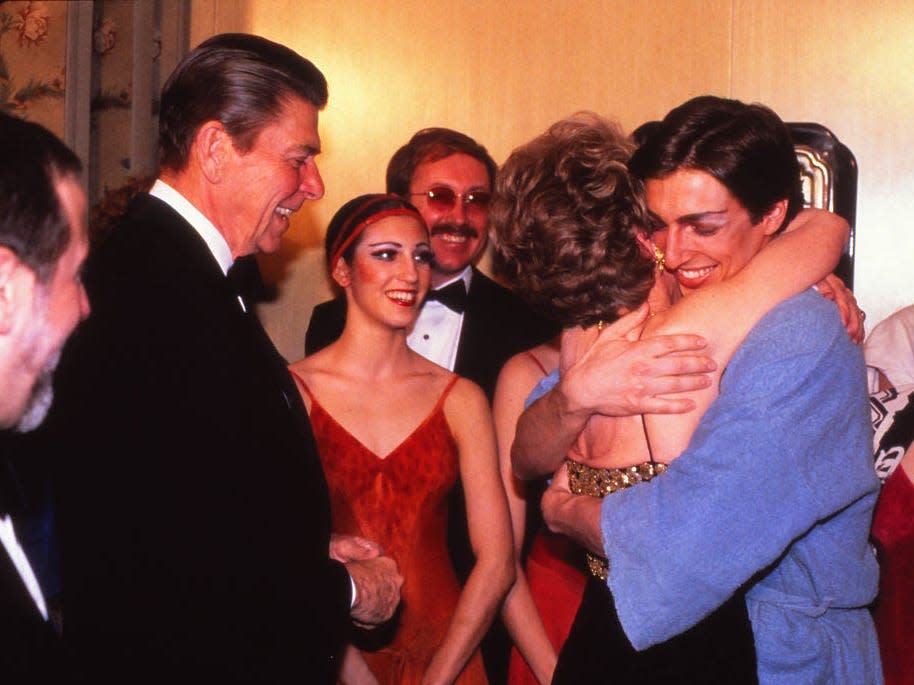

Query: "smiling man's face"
<box><xmin>645</xmin><ymin>168</ymin><xmax>782</xmax><ymax>296</ymax></box>
<box><xmin>216</xmin><ymin>96</ymin><xmax>325</xmax><ymax>257</ymax></box>
<box><xmin>407</xmin><ymin>153</ymin><xmax>491</xmax><ymax>286</ymax></box>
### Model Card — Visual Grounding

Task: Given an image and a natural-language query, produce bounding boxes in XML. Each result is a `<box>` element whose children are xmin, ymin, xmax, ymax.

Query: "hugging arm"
<box><xmin>511</xmin><ymin>305</ymin><xmax>715</xmax><ymax>479</ymax></box>
<box><xmin>600</xmin><ymin>301</ymin><xmax>876</xmax><ymax>649</ymax></box>
<box><xmin>642</xmin><ymin>207</ymin><xmax>849</xmax><ymax>461</ymax></box>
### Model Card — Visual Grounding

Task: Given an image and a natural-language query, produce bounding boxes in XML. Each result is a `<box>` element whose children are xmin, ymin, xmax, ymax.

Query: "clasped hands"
<box><xmin>330</xmin><ymin>534</ymin><xmax>403</xmax><ymax>629</ymax></box>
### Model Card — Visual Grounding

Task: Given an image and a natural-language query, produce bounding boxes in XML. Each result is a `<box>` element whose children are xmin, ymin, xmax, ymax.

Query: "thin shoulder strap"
<box><xmin>641</xmin><ymin>415</ymin><xmax>660</xmax><ymax>466</ymax></box>
<box><xmin>524</xmin><ymin>351</ymin><xmax>549</xmax><ymax>376</ymax></box>
<box><xmin>435</xmin><ymin>374</ymin><xmax>461</xmax><ymax>412</ymax></box>
<box><xmin>288</xmin><ymin>368</ymin><xmax>316</xmax><ymax>403</ymax></box>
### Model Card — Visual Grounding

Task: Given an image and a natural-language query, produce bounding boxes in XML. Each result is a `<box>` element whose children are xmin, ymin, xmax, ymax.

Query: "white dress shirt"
<box><xmin>0</xmin><ymin>515</ymin><xmax>47</xmax><ymax>619</ymax></box>
<box><xmin>149</xmin><ymin>179</ymin><xmax>248</xmax><ymax>311</ymax></box>
<box><xmin>407</xmin><ymin>267</ymin><xmax>473</xmax><ymax>370</ymax></box>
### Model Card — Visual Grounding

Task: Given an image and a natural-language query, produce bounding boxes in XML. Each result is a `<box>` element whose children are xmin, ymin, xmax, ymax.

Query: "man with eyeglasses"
<box><xmin>306</xmin><ymin>127</ymin><xmax>556</xmax><ymax>682</ymax></box>
<box><xmin>306</xmin><ymin>127</ymin><xmax>556</xmax><ymax>401</ymax></box>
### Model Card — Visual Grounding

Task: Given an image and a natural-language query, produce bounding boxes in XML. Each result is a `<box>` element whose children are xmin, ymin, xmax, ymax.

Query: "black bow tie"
<box><xmin>227</xmin><ymin>256</ymin><xmax>266</xmax><ymax>311</ymax></box>
<box><xmin>425</xmin><ymin>280</ymin><xmax>468</xmax><ymax>314</ymax></box>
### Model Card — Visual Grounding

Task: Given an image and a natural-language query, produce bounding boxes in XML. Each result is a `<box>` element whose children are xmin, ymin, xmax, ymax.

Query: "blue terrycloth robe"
<box><xmin>529</xmin><ymin>290</ymin><xmax>882</xmax><ymax>683</ymax></box>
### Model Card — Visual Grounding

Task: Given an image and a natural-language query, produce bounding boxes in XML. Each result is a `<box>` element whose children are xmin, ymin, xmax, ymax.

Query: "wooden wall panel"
<box><xmin>186</xmin><ymin>0</ymin><xmax>912</xmax><ymax>361</ymax></box>
<box><xmin>731</xmin><ymin>0</ymin><xmax>914</xmax><ymax>332</ymax></box>
<box><xmin>244</xmin><ymin>0</ymin><xmax>733</xmax><ymax>359</ymax></box>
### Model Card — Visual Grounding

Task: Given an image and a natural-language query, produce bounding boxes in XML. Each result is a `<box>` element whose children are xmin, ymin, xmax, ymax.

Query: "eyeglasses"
<box><xmin>410</xmin><ymin>186</ymin><xmax>492</xmax><ymax>217</ymax></box>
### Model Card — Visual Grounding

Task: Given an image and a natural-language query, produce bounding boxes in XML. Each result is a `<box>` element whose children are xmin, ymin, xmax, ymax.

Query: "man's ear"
<box><xmin>634</xmin><ymin>229</ymin><xmax>656</xmax><ymax>257</ymax></box>
<box><xmin>0</xmin><ymin>247</ymin><xmax>35</xmax><ymax>335</ymax></box>
<box><xmin>331</xmin><ymin>259</ymin><xmax>352</xmax><ymax>289</ymax></box>
<box><xmin>194</xmin><ymin>120</ymin><xmax>232</xmax><ymax>184</ymax></box>
<box><xmin>760</xmin><ymin>198</ymin><xmax>789</xmax><ymax>236</ymax></box>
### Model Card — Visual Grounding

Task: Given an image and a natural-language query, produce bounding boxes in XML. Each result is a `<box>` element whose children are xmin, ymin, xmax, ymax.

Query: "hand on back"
<box><xmin>559</xmin><ymin>304</ymin><xmax>716</xmax><ymax>418</ymax></box>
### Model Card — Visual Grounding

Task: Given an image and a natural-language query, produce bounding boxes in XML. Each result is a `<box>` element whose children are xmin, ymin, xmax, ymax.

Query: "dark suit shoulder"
<box><xmin>467</xmin><ymin>269</ymin><xmax>557</xmax><ymax>341</ymax></box>
<box><xmin>305</xmin><ymin>296</ymin><xmax>346</xmax><ymax>356</ymax></box>
<box><xmin>89</xmin><ymin>194</ymin><xmax>223</xmax><ymax>290</ymax></box>
<box><xmin>0</xmin><ymin>544</ymin><xmax>63</xmax><ymax>683</ymax></box>
<box><xmin>455</xmin><ymin>269</ymin><xmax>558</xmax><ymax>400</ymax></box>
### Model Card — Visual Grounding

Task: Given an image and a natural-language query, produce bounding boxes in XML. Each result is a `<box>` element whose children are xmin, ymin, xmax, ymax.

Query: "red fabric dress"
<box><xmin>507</xmin><ymin>351</ymin><xmax>588</xmax><ymax>685</ymax></box>
<box><xmin>297</xmin><ymin>374</ymin><xmax>488</xmax><ymax>685</ymax></box>
<box><xmin>507</xmin><ymin>531</ymin><xmax>587</xmax><ymax>685</ymax></box>
<box><xmin>871</xmin><ymin>466</ymin><xmax>914</xmax><ymax>685</ymax></box>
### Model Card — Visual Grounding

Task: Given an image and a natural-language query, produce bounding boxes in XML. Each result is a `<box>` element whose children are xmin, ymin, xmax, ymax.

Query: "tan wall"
<box><xmin>191</xmin><ymin>0</ymin><xmax>914</xmax><ymax>362</ymax></box>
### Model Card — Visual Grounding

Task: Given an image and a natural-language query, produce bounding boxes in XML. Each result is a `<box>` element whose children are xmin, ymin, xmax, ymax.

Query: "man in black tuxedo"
<box><xmin>33</xmin><ymin>34</ymin><xmax>401</xmax><ymax>683</ymax></box>
<box><xmin>306</xmin><ymin>128</ymin><xmax>557</xmax><ymax>682</ymax></box>
<box><xmin>0</xmin><ymin>113</ymin><xmax>90</xmax><ymax>682</ymax></box>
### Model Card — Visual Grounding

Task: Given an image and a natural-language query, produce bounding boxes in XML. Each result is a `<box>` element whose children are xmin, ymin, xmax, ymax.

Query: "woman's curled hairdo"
<box><xmin>492</xmin><ymin>112</ymin><xmax>654</xmax><ymax>328</ymax></box>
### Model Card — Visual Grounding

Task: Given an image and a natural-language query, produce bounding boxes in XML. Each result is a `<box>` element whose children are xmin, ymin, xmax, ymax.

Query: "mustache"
<box><xmin>430</xmin><ymin>223</ymin><xmax>479</xmax><ymax>240</ymax></box>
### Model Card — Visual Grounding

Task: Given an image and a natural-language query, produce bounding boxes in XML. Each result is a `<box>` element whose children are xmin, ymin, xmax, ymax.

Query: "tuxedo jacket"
<box><xmin>42</xmin><ymin>194</ymin><xmax>351</xmax><ymax>683</ymax></box>
<box><xmin>305</xmin><ymin>268</ymin><xmax>557</xmax><ymax>401</ymax></box>
<box><xmin>0</xmin><ymin>542</ymin><xmax>62</xmax><ymax>683</ymax></box>
<box><xmin>0</xmin><ymin>457</ymin><xmax>62</xmax><ymax>684</ymax></box>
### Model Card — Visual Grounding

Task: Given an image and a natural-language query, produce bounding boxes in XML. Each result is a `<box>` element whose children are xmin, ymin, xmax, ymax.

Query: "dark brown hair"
<box><xmin>159</xmin><ymin>33</ymin><xmax>328</xmax><ymax>172</ymax></box>
<box><xmin>629</xmin><ymin>95</ymin><xmax>803</xmax><ymax>233</ymax></box>
<box><xmin>492</xmin><ymin>112</ymin><xmax>654</xmax><ymax>328</ymax></box>
<box><xmin>385</xmin><ymin>127</ymin><xmax>497</xmax><ymax>196</ymax></box>
<box><xmin>324</xmin><ymin>194</ymin><xmax>425</xmax><ymax>271</ymax></box>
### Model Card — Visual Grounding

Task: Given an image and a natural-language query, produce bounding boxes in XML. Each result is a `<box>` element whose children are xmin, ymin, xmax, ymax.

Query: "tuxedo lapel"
<box><xmin>453</xmin><ymin>269</ymin><xmax>486</xmax><ymax>382</ymax></box>
<box><xmin>0</xmin><ymin>513</ymin><xmax>62</xmax><ymax>683</ymax></box>
<box><xmin>0</xmin><ymin>531</ymin><xmax>42</xmax><ymax>621</ymax></box>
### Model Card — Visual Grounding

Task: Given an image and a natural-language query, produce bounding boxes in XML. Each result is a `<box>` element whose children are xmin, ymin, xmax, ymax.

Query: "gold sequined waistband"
<box><xmin>566</xmin><ymin>459</ymin><xmax>668</xmax><ymax>579</ymax></box>
<box><xmin>566</xmin><ymin>459</ymin><xmax>667</xmax><ymax>498</ymax></box>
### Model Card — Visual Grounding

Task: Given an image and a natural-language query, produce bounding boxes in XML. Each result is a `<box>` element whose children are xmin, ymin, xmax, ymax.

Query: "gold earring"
<box><xmin>653</xmin><ymin>245</ymin><xmax>665</xmax><ymax>273</ymax></box>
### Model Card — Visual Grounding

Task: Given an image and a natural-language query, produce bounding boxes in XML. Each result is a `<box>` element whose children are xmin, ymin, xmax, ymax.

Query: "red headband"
<box><xmin>328</xmin><ymin>205</ymin><xmax>424</xmax><ymax>272</ymax></box>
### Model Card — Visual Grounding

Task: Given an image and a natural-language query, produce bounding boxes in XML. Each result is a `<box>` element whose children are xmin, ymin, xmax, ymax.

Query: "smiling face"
<box><xmin>408</xmin><ymin>153</ymin><xmax>490</xmax><ymax>286</ymax></box>
<box><xmin>334</xmin><ymin>215</ymin><xmax>433</xmax><ymax>330</ymax></box>
<box><xmin>645</xmin><ymin>168</ymin><xmax>784</xmax><ymax>296</ymax></box>
<box><xmin>216</xmin><ymin>96</ymin><xmax>325</xmax><ymax>257</ymax></box>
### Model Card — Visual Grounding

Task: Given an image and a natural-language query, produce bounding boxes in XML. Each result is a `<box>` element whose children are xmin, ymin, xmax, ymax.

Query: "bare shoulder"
<box><xmin>287</xmin><ymin>347</ymin><xmax>346</xmax><ymax>394</ymax></box>
<box><xmin>404</xmin><ymin>349</ymin><xmax>456</xmax><ymax>388</ymax></box>
<box><xmin>503</xmin><ymin>341</ymin><xmax>559</xmax><ymax>377</ymax></box>
<box><xmin>445</xmin><ymin>377</ymin><xmax>498</xmax><ymax>466</ymax></box>
<box><xmin>288</xmin><ymin>349</ymin><xmax>330</xmax><ymax>378</ymax></box>
<box><xmin>287</xmin><ymin>355</ymin><xmax>311</xmax><ymax>375</ymax></box>
<box><xmin>448</xmin><ymin>375</ymin><xmax>488</xmax><ymax>405</ymax></box>
<box><xmin>444</xmin><ymin>376</ymin><xmax>490</xmax><ymax>422</ymax></box>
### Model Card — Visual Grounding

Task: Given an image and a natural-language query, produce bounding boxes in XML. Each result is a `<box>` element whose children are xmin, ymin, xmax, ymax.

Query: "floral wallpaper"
<box><xmin>90</xmin><ymin>0</ymin><xmax>140</xmax><ymax>204</ymax></box>
<box><xmin>0</xmin><ymin>1</ymin><xmax>66</xmax><ymax>134</ymax></box>
<box><xmin>1</xmin><ymin>0</ymin><xmax>178</xmax><ymax>210</ymax></box>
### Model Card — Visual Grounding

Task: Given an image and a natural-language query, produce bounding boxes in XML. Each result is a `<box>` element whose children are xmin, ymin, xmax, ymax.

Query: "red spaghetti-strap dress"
<box><xmin>297</xmin><ymin>373</ymin><xmax>488</xmax><ymax>685</ymax></box>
